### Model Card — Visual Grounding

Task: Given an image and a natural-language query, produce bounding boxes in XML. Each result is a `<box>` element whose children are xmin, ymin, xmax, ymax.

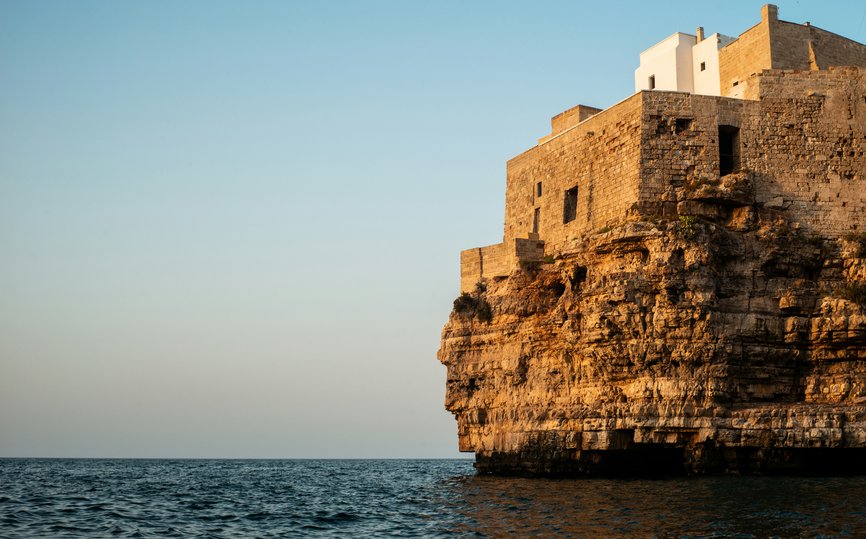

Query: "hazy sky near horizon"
<box><xmin>2</xmin><ymin>0</ymin><xmax>864</xmax><ymax>458</ymax></box>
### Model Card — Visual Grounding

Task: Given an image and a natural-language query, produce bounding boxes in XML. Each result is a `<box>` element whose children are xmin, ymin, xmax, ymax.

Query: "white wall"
<box><xmin>674</xmin><ymin>37</ymin><xmax>695</xmax><ymax>92</ymax></box>
<box><xmin>634</xmin><ymin>33</ymin><xmax>696</xmax><ymax>93</ymax></box>
<box><xmin>636</xmin><ymin>31</ymin><xmax>737</xmax><ymax>96</ymax></box>
<box><xmin>692</xmin><ymin>33</ymin><xmax>737</xmax><ymax>96</ymax></box>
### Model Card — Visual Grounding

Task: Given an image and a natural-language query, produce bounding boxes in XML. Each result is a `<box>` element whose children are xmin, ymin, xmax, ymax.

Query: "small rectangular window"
<box><xmin>563</xmin><ymin>187</ymin><xmax>578</xmax><ymax>223</ymax></box>
<box><xmin>675</xmin><ymin>118</ymin><xmax>692</xmax><ymax>134</ymax></box>
<box><xmin>536</xmin><ymin>181</ymin><xmax>542</xmax><ymax>197</ymax></box>
<box><xmin>532</xmin><ymin>207</ymin><xmax>540</xmax><ymax>234</ymax></box>
<box><xmin>719</xmin><ymin>125</ymin><xmax>740</xmax><ymax>176</ymax></box>
<box><xmin>648</xmin><ymin>75</ymin><xmax>656</xmax><ymax>90</ymax></box>
<box><xmin>700</xmin><ymin>61</ymin><xmax>706</xmax><ymax>71</ymax></box>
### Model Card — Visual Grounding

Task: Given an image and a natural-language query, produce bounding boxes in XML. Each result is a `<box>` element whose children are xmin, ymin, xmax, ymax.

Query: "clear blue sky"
<box><xmin>2</xmin><ymin>0</ymin><xmax>863</xmax><ymax>458</ymax></box>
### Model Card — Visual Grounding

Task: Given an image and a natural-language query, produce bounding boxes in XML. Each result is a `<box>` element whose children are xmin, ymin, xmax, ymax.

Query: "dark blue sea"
<box><xmin>2</xmin><ymin>459</ymin><xmax>866</xmax><ymax>537</ymax></box>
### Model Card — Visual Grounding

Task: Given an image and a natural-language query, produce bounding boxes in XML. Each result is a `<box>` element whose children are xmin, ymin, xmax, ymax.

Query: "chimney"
<box><xmin>761</xmin><ymin>4</ymin><xmax>778</xmax><ymax>23</ymax></box>
<box><xmin>696</xmin><ymin>27</ymin><xmax>704</xmax><ymax>43</ymax></box>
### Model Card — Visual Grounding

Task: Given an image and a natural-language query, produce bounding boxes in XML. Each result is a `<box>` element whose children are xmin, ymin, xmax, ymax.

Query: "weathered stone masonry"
<box><xmin>639</xmin><ymin>68</ymin><xmax>866</xmax><ymax>235</ymax></box>
<box><xmin>459</xmin><ymin>4</ymin><xmax>866</xmax><ymax>293</ymax></box>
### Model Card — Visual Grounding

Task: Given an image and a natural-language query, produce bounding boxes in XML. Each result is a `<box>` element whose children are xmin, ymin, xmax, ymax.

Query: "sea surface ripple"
<box><xmin>2</xmin><ymin>458</ymin><xmax>866</xmax><ymax>537</ymax></box>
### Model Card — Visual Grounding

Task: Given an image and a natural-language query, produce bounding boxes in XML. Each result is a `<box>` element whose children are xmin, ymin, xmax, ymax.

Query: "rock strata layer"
<box><xmin>439</xmin><ymin>197</ymin><xmax>866</xmax><ymax>475</ymax></box>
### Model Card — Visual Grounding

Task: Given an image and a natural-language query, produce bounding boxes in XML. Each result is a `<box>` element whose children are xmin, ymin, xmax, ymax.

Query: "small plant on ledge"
<box><xmin>453</xmin><ymin>293</ymin><xmax>476</xmax><ymax>313</ymax></box>
<box><xmin>676</xmin><ymin>215</ymin><xmax>698</xmax><ymax>239</ymax></box>
<box><xmin>453</xmin><ymin>284</ymin><xmax>493</xmax><ymax>323</ymax></box>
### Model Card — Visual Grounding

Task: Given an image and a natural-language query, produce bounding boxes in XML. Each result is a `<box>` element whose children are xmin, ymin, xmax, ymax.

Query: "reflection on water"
<box><xmin>1</xmin><ymin>459</ymin><xmax>865</xmax><ymax>537</ymax></box>
<box><xmin>437</xmin><ymin>473</ymin><xmax>866</xmax><ymax>537</ymax></box>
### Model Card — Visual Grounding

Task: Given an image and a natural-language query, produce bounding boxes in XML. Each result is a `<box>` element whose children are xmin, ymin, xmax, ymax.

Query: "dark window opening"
<box><xmin>648</xmin><ymin>75</ymin><xmax>656</xmax><ymax>90</ymax></box>
<box><xmin>732</xmin><ymin>80</ymin><xmax>739</xmax><ymax>87</ymax></box>
<box><xmin>700</xmin><ymin>61</ymin><xmax>706</xmax><ymax>71</ymax></box>
<box><xmin>563</xmin><ymin>187</ymin><xmax>578</xmax><ymax>224</ymax></box>
<box><xmin>536</xmin><ymin>181</ymin><xmax>542</xmax><ymax>197</ymax></box>
<box><xmin>532</xmin><ymin>207</ymin><xmax>540</xmax><ymax>234</ymax></box>
<box><xmin>675</xmin><ymin>118</ymin><xmax>693</xmax><ymax>134</ymax></box>
<box><xmin>719</xmin><ymin>125</ymin><xmax>740</xmax><ymax>176</ymax></box>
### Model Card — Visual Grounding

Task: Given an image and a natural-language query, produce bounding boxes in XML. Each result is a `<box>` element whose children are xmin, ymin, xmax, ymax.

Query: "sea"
<box><xmin>2</xmin><ymin>459</ymin><xmax>866</xmax><ymax>538</ymax></box>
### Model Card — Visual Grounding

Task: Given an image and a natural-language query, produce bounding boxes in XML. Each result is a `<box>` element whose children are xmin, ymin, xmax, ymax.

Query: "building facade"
<box><xmin>460</xmin><ymin>4</ymin><xmax>866</xmax><ymax>293</ymax></box>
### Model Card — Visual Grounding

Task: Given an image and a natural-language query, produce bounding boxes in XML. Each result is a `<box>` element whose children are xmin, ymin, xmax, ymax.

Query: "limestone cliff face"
<box><xmin>438</xmin><ymin>182</ymin><xmax>866</xmax><ymax>475</ymax></box>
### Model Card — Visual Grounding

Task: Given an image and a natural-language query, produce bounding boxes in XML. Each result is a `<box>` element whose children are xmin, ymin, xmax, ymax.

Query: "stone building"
<box><xmin>460</xmin><ymin>4</ymin><xmax>866</xmax><ymax>293</ymax></box>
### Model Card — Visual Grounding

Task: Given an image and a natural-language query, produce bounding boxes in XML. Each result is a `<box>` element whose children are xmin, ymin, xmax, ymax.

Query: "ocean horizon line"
<box><xmin>0</xmin><ymin>456</ymin><xmax>476</xmax><ymax>461</ymax></box>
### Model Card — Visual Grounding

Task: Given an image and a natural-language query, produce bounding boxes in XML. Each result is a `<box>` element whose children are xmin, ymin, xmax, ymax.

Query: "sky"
<box><xmin>2</xmin><ymin>0</ymin><xmax>864</xmax><ymax>458</ymax></box>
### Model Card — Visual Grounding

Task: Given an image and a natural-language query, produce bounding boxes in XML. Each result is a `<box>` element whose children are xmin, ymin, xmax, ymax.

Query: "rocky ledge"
<box><xmin>438</xmin><ymin>187</ymin><xmax>866</xmax><ymax>475</ymax></box>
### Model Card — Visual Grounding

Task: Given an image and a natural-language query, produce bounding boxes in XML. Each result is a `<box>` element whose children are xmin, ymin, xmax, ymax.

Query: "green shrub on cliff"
<box><xmin>453</xmin><ymin>293</ymin><xmax>476</xmax><ymax>313</ymax></box>
<box><xmin>676</xmin><ymin>215</ymin><xmax>698</xmax><ymax>239</ymax></box>
<box><xmin>453</xmin><ymin>290</ymin><xmax>493</xmax><ymax>322</ymax></box>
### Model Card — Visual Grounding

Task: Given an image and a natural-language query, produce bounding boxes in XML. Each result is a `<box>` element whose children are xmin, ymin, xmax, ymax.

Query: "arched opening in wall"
<box><xmin>563</xmin><ymin>187</ymin><xmax>578</xmax><ymax>223</ymax></box>
<box><xmin>719</xmin><ymin>125</ymin><xmax>740</xmax><ymax>176</ymax></box>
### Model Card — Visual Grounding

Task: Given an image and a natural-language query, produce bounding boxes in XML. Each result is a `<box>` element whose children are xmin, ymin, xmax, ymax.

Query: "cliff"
<box><xmin>439</xmin><ymin>176</ymin><xmax>866</xmax><ymax>475</ymax></box>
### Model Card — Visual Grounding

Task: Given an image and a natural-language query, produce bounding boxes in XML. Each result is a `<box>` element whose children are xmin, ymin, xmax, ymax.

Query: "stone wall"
<box><xmin>718</xmin><ymin>18</ymin><xmax>771</xmax><ymax>99</ymax></box>
<box><xmin>460</xmin><ymin>243</ymin><xmax>509</xmax><ymax>294</ymax></box>
<box><xmin>638</xmin><ymin>91</ymin><xmax>732</xmax><ymax>204</ymax></box>
<box><xmin>504</xmin><ymin>94</ymin><xmax>643</xmax><ymax>255</ymax></box>
<box><xmin>514</xmin><ymin>237</ymin><xmax>545</xmax><ymax>263</ymax></box>
<box><xmin>719</xmin><ymin>4</ymin><xmax>866</xmax><ymax>99</ymax></box>
<box><xmin>546</xmin><ymin>104</ymin><xmax>603</xmax><ymax>142</ymax></box>
<box><xmin>771</xmin><ymin>21</ymin><xmax>866</xmax><ymax>72</ymax></box>
<box><xmin>747</xmin><ymin>68</ymin><xmax>866</xmax><ymax>236</ymax></box>
<box><xmin>460</xmin><ymin>238</ymin><xmax>546</xmax><ymax>293</ymax></box>
<box><xmin>638</xmin><ymin>68</ymin><xmax>866</xmax><ymax>236</ymax></box>
<box><xmin>638</xmin><ymin>68</ymin><xmax>866</xmax><ymax>237</ymax></box>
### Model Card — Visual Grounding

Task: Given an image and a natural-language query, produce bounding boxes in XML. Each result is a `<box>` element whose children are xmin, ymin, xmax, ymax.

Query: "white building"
<box><xmin>635</xmin><ymin>27</ymin><xmax>736</xmax><ymax>96</ymax></box>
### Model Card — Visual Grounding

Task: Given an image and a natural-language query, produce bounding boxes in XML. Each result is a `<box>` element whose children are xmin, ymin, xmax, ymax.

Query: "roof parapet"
<box><xmin>762</xmin><ymin>4</ymin><xmax>778</xmax><ymax>23</ymax></box>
